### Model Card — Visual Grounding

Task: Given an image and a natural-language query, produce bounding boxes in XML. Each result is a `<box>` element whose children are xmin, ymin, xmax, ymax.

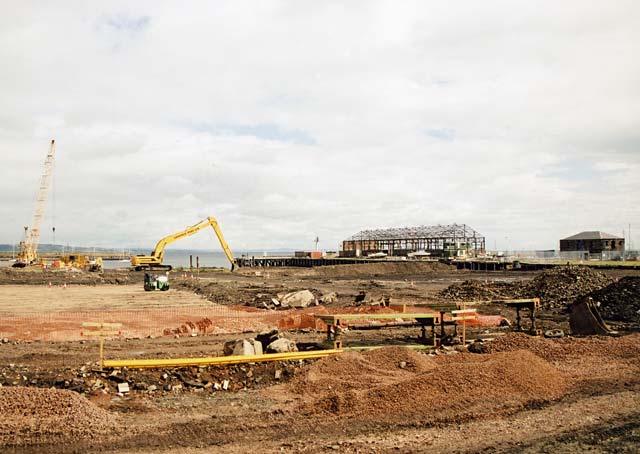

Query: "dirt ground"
<box><xmin>0</xmin><ymin>262</ymin><xmax>639</xmax><ymax>453</ymax></box>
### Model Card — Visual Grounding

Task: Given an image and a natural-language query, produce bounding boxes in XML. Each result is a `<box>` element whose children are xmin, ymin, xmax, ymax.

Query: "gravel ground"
<box><xmin>0</xmin><ymin>387</ymin><xmax>121</xmax><ymax>447</ymax></box>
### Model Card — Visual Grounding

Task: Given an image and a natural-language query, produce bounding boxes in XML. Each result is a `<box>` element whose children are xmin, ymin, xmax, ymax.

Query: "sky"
<box><xmin>1</xmin><ymin>0</ymin><xmax>638</xmax><ymax>253</ymax></box>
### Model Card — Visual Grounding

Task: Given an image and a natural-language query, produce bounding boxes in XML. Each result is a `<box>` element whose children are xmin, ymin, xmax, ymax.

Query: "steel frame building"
<box><xmin>340</xmin><ymin>224</ymin><xmax>485</xmax><ymax>257</ymax></box>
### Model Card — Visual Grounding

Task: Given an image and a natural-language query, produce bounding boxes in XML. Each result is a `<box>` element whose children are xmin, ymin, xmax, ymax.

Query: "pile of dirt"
<box><xmin>289</xmin><ymin>347</ymin><xmax>566</xmax><ymax>424</ymax></box>
<box><xmin>475</xmin><ymin>332</ymin><xmax>640</xmax><ymax>362</ymax></box>
<box><xmin>523</xmin><ymin>266</ymin><xmax>613</xmax><ymax>308</ymax></box>
<box><xmin>587</xmin><ymin>277</ymin><xmax>640</xmax><ymax>323</ymax></box>
<box><xmin>438</xmin><ymin>280</ymin><xmax>519</xmax><ymax>301</ymax></box>
<box><xmin>302</xmin><ymin>261</ymin><xmax>455</xmax><ymax>279</ymax></box>
<box><xmin>0</xmin><ymin>387</ymin><xmax>120</xmax><ymax>446</ymax></box>
<box><xmin>438</xmin><ymin>266</ymin><xmax>613</xmax><ymax>309</ymax></box>
<box><xmin>0</xmin><ymin>268</ymin><xmax>139</xmax><ymax>286</ymax></box>
<box><xmin>290</xmin><ymin>346</ymin><xmax>435</xmax><ymax>396</ymax></box>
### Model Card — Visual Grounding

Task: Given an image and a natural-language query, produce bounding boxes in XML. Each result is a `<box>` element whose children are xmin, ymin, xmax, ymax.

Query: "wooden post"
<box><xmin>462</xmin><ymin>301</ymin><xmax>466</xmax><ymax>345</ymax></box>
<box><xmin>81</xmin><ymin>322</ymin><xmax>122</xmax><ymax>370</ymax></box>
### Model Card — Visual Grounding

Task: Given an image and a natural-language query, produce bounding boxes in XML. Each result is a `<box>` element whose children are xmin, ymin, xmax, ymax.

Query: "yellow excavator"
<box><xmin>130</xmin><ymin>216</ymin><xmax>236</xmax><ymax>271</ymax></box>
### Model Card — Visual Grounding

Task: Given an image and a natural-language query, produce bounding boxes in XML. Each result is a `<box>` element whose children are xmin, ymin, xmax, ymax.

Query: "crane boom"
<box><xmin>131</xmin><ymin>216</ymin><xmax>236</xmax><ymax>271</ymax></box>
<box><xmin>14</xmin><ymin>140</ymin><xmax>56</xmax><ymax>266</ymax></box>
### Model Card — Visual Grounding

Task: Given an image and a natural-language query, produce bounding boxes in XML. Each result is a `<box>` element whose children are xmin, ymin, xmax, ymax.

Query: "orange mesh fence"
<box><xmin>0</xmin><ymin>305</ymin><xmax>327</xmax><ymax>342</ymax></box>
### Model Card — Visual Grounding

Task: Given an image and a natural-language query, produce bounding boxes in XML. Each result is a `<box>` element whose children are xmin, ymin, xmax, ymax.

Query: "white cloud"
<box><xmin>1</xmin><ymin>0</ymin><xmax>638</xmax><ymax>252</ymax></box>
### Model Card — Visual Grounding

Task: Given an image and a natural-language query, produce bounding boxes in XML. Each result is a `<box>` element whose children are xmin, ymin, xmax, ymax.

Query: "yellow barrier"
<box><xmin>103</xmin><ymin>348</ymin><xmax>344</xmax><ymax>369</ymax></box>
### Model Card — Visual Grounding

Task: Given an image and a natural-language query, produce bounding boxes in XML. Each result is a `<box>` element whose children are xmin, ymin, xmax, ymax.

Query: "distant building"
<box><xmin>340</xmin><ymin>224</ymin><xmax>485</xmax><ymax>258</ymax></box>
<box><xmin>560</xmin><ymin>231</ymin><xmax>625</xmax><ymax>254</ymax></box>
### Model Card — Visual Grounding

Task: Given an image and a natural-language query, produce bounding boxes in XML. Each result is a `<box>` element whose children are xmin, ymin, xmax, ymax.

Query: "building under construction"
<box><xmin>340</xmin><ymin>224</ymin><xmax>485</xmax><ymax>258</ymax></box>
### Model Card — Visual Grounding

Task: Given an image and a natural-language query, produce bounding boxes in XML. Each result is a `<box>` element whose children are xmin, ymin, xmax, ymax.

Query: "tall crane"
<box><xmin>13</xmin><ymin>139</ymin><xmax>56</xmax><ymax>267</ymax></box>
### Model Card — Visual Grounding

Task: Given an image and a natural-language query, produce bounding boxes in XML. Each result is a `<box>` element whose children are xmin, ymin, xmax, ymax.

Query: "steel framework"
<box><xmin>341</xmin><ymin>223</ymin><xmax>485</xmax><ymax>257</ymax></box>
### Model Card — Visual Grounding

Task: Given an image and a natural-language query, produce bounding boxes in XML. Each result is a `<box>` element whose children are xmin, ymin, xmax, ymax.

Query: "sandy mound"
<box><xmin>289</xmin><ymin>347</ymin><xmax>566</xmax><ymax>424</ymax></box>
<box><xmin>477</xmin><ymin>332</ymin><xmax>640</xmax><ymax>361</ymax></box>
<box><xmin>0</xmin><ymin>387</ymin><xmax>119</xmax><ymax>447</ymax></box>
<box><xmin>291</xmin><ymin>346</ymin><xmax>435</xmax><ymax>395</ymax></box>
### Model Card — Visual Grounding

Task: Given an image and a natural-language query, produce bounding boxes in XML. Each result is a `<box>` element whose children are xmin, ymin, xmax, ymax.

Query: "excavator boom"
<box><xmin>131</xmin><ymin>216</ymin><xmax>236</xmax><ymax>271</ymax></box>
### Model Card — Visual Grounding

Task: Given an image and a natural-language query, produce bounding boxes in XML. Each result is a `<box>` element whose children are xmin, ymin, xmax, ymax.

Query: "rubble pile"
<box><xmin>438</xmin><ymin>267</ymin><xmax>613</xmax><ymax>309</ymax></box>
<box><xmin>174</xmin><ymin>279</ymin><xmax>329</xmax><ymax>310</ymax></box>
<box><xmin>0</xmin><ymin>360</ymin><xmax>304</xmax><ymax>397</ymax></box>
<box><xmin>522</xmin><ymin>266</ymin><xmax>613</xmax><ymax>308</ymax></box>
<box><xmin>0</xmin><ymin>387</ymin><xmax>120</xmax><ymax>446</ymax></box>
<box><xmin>438</xmin><ymin>280</ymin><xmax>518</xmax><ymax>301</ymax></box>
<box><xmin>290</xmin><ymin>347</ymin><xmax>566</xmax><ymax>423</ymax></box>
<box><xmin>587</xmin><ymin>277</ymin><xmax>640</xmax><ymax>323</ymax></box>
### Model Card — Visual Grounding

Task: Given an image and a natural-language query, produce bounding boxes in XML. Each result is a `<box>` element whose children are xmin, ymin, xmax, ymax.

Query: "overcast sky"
<box><xmin>1</xmin><ymin>1</ymin><xmax>638</xmax><ymax>253</ymax></box>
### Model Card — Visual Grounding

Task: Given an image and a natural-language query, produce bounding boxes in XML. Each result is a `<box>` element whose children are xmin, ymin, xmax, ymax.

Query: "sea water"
<box><xmin>102</xmin><ymin>249</ymin><xmax>294</xmax><ymax>270</ymax></box>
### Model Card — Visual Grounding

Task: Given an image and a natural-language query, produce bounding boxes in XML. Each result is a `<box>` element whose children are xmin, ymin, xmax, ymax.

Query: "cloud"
<box><xmin>1</xmin><ymin>0</ymin><xmax>639</xmax><ymax>252</ymax></box>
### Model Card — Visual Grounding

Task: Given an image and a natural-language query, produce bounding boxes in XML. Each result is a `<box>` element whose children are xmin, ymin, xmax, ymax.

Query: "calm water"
<box><xmin>103</xmin><ymin>249</ymin><xmax>294</xmax><ymax>270</ymax></box>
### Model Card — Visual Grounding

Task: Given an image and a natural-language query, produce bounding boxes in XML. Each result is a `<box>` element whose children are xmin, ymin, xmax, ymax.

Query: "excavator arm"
<box><xmin>131</xmin><ymin>216</ymin><xmax>236</xmax><ymax>271</ymax></box>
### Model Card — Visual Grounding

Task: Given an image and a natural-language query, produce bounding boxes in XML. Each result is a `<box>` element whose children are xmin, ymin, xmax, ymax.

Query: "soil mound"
<box><xmin>0</xmin><ymin>387</ymin><xmax>119</xmax><ymax>446</ymax></box>
<box><xmin>438</xmin><ymin>266</ymin><xmax>613</xmax><ymax>309</ymax></box>
<box><xmin>523</xmin><ymin>266</ymin><xmax>613</xmax><ymax>308</ymax></box>
<box><xmin>438</xmin><ymin>280</ymin><xmax>518</xmax><ymax>301</ymax></box>
<box><xmin>290</xmin><ymin>347</ymin><xmax>566</xmax><ymax>424</ymax></box>
<box><xmin>290</xmin><ymin>346</ymin><xmax>435</xmax><ymax>395</ymax></box>
<box><xmin>304</xmin><ymin>261</ymin><xmax>454</xmax><ymax>278</ymax></box>
<box><xmin>587</xmin><ymin>277</ymin><xmax>640</xmax><ymax>323</ymax></box>
<box><xmin>0</xmin><ymin>268</ymin><xmax>138</xmax><ymax>286</ymax></box>
<box><xmin>477</xmin><ymin>332</ymin><xmax>640</xmax><ymax>361</ymax></box>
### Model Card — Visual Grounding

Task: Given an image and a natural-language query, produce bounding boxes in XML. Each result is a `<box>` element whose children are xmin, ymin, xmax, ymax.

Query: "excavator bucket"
<box><xmin>569</xmin><ymin>298</ymin><xmax>613</xmax><ymax>335</ymax></box>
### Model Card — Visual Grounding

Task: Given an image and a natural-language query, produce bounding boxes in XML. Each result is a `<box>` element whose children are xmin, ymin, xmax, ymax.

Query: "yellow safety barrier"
<box><xmin>103</xmin><ymin>348</ymin><xmax>344</xmax><ymax>369</ymax></box>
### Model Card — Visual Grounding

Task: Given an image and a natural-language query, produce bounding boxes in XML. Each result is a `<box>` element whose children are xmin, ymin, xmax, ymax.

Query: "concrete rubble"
<box><xmin>280</xmin><ymin>290</ymin><xmax>317</xmax><ymax>308</ymax></box>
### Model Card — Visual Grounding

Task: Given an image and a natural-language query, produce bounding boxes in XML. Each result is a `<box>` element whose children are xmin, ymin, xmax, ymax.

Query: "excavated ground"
<box><xmin>0</xmin><ymin>262</ymin><xmax>639</xmax><ymax>453</ymax></box>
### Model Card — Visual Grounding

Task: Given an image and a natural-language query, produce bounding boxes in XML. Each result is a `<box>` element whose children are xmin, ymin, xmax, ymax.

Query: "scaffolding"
<box><xmin>341</xmin><ymin>224</ymin><xmax>485</xmax><ymax>258</ymax></box>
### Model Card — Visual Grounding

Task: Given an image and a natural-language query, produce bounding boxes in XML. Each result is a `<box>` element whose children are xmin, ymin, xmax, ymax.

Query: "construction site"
<box><xmin>0</xmin><ymin>142</ymin><xmax>638</xmax><ymax>453</ymax></box>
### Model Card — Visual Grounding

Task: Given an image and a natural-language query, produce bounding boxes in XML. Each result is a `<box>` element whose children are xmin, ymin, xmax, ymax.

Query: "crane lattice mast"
<box><xmin>19</xmin><ymin>139</ymin><xmax>56</xmax><ymax>264</ymax></box>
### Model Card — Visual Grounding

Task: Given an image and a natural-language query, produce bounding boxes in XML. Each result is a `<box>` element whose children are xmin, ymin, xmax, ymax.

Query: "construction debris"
<box><xmin>280</xmin><ymin>290</ymin><xmax>317</xmax><ymax>308</ymax></box>
<box><xmin>439</xmin><ymin>266</ymin><xmax>614</xmax><ymax>310</ymax></box>
<box><xmin>587</xmin><ymin>276</ymin><xmax>640</xmax><ymax>323</ymax></box>
<box><xmin>266</xmin><ymin>338</ymin><xmax>298</xmax><ymax>353</ymax></box>
<box><xmin>523</xmin><ymin>266</ymin><xmax>613</xmax><ymax>308</ymax></box>
<box><xmin>223</xmin><ymin>338</ymin><xmax>264</xmax><ymax>356</ymax></box>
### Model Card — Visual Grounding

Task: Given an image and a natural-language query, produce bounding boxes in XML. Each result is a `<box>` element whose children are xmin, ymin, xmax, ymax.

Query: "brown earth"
<box><xmin>0</xmin><ymin>262</ymin><xmax>639</xmax><ymax>453</ymax></box>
